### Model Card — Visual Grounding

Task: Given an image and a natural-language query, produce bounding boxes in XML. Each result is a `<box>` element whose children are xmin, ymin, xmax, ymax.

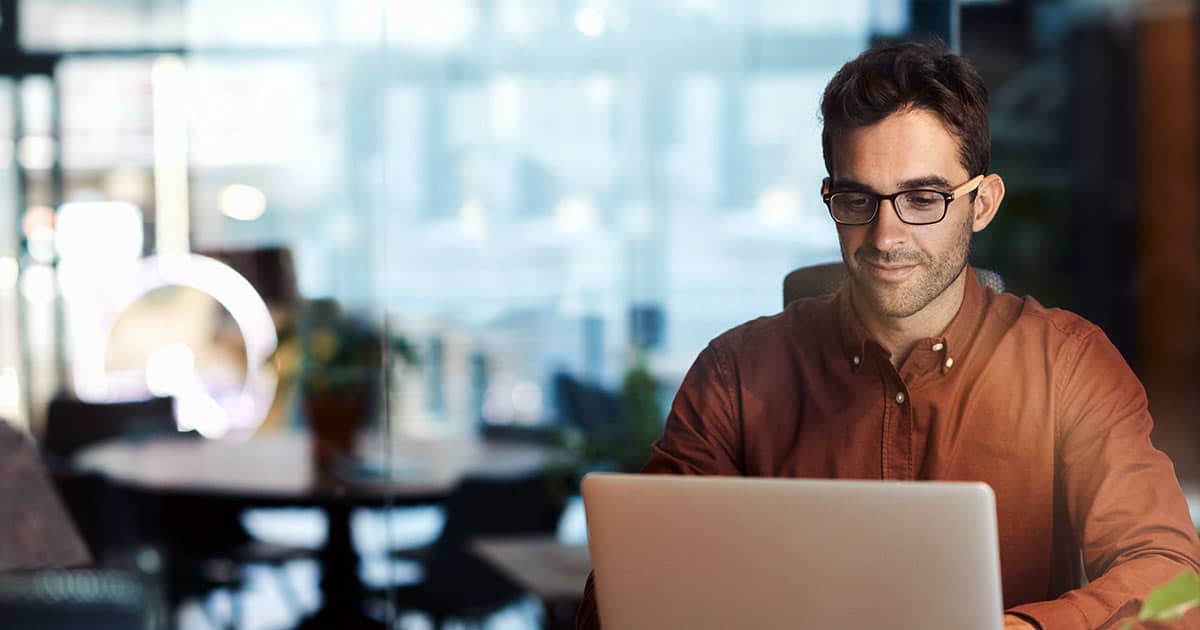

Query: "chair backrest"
<box><xmin>194</xmin><ymin>245</ymin><xmax>299</xmax><ymax>308</ymax></box>
<box><xmin>40</xmin><ymin>397</ymin><xmax>180</xmax><ymax>564</ymax></box>
<box><xmin>434</xmin><ymin>473</ymin><xmax>561</xmax><ymax>551</ymax></box>
<box><xmin>417</xmin><ymin>472</ymin><xmax>563</xmax><ymax>607</ymax></box>
<box><xmin>783</xmin><ymin>262</ymin><xmax>1006</xmax><ymax>307</ymax></box>
<box><xmin>553</xmin><ymin>372</ymin><xmax>622</xmax><ymax>437</ymax></box>
<box><xmin>42</xmin><ymin>396</ymin><xmax>178</xmax><ymax>461</ymax></box>
<box><xmin>0</xmin><ymin>569</ymin><xmax>165</xmax><ymax>630</ymax></box>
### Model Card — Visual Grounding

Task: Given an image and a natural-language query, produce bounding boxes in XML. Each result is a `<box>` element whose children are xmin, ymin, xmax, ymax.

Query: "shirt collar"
<box><xmin>935</xmin><ymin>266</ymin><xmax>988</xmax><ymax>372</ymax></box>
<box><xmin>837</xmin><ymin>266</ymin><xmax>988</xmax><ymax>373</ymax></box>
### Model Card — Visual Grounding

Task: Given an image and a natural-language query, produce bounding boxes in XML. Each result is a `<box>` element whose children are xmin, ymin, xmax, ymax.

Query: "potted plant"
<box><xmin>1120</xmin><ymin>570</ymin><xmax>1200</xmax><ymax>629</ymax></box>
<box><xmin>274</xmin><ymin>299</ymin><xmax>417</xmax><ymax>473</ymax></box>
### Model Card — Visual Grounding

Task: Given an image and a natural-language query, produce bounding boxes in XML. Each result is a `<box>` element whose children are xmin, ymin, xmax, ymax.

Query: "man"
<box><xmin>576</xmin><ymin>41</ymin><xmax>1200</xmax><ymax>629</ymax></box>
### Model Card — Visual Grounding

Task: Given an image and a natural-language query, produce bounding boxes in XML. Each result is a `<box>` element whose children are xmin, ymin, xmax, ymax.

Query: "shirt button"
<box><xmin>931</xmin><ymin>342</ymin><xmax>944</xmax><ymax>352</ymax></box>
<box><xmin>895</xmin><ymin>392</ymin><xmax>906</xmax><ymax>404</ymax></box>
<box><xmin>852</xmin><ymin>355</ymin><xmax>861</xmax><ymax>366</ymax></box>
<box><xmin>945</xmin><ymin>357</ymin><xmax>954</xmax><ymax>369</ymax></box>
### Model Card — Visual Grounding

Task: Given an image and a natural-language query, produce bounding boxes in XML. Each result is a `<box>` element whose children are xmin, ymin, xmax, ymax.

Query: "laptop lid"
<box><xmin>582</xmin><ymin>473</ymin><xmax>1003</xmax><ymax>630</ymax></box>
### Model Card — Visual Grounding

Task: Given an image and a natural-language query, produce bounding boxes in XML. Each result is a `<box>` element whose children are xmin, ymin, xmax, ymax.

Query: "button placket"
<box><xmin>882</xmin><ymin>381</ymin><xmax>914</xmax><ymax>480</ymax></box>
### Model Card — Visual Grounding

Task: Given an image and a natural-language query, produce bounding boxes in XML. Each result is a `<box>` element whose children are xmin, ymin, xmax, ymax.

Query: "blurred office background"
<box><xmin>0</xmin><ymin>0</ymin><xmax>921</xmax><ymax>442</ymax></box>
<box><xmin>0</xmin><ymin>0</ymin><xmax>1197</xmax><ymax>628</ymax></box>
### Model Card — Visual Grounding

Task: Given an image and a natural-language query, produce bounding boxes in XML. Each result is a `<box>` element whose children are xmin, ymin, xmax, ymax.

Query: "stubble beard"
<box><xmin>845</xmin><ymin>215</ymin><xmax>973</xmax><ymax>319</ymax></box>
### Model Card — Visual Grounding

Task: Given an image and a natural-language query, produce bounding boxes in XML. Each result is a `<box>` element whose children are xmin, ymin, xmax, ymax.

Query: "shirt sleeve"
<box><xmin>575</xmin><ymin>341</ymin><xmax>744</xmax><ymax>629</ymax></box>
<box><xmin>1007</xmin><ymin>327</ymin><xmax>1200</xmax><ymax>629</ymax></box>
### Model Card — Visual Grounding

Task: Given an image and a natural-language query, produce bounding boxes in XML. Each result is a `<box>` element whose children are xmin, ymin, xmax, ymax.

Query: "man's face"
<box><xmin>830</xmin><ymin>108</ymin><xmax>976</xmax><ymax>319</ymax></box>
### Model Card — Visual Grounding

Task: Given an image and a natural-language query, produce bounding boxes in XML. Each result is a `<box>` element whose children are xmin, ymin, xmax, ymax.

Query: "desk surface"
<box><xmin>472</xmin><ymin>536</ymin><xmax>591</xmax><ymax>602</ymax></box>
<box><xmin>74</xmin><ymin>432</ymin><xmax>558</xmax><ymax>506</ymax></box>
<box><xmin>0</xmin><ymin>424</ymin><xmax>90</xmax><ymax>570</ymax></box>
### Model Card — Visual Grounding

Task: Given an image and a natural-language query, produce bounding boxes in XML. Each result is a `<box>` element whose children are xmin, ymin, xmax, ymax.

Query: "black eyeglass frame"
<box><xmin>821</xmin><ymin>174</ymin><xmax>985</xmax><ymax>226</ymax></box>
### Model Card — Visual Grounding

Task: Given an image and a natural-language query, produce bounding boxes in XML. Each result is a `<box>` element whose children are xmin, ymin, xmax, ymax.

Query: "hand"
<box><xmin>1003</xmin><ymin>614</ymin><xmax>1036</xmax><ymax>629</ymax></box>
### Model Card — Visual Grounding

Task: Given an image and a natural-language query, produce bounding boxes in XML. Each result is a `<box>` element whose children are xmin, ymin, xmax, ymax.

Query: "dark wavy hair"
<box><xmin>820</xmin><ymin>40</ymin><xmax>990</xmax><ymax>178</ymax></box>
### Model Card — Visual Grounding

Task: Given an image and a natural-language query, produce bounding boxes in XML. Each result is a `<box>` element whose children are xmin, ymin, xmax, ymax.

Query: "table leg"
<box><xmin>296</xmin><ymin>503</ymin><xmax>383</xmax><ymax>629</ymax></box>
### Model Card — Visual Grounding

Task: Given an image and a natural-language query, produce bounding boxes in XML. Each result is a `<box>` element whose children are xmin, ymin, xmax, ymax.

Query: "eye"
<box><xmin>838</xmin><ymin>193</ymin><xmax>872</xmax><ymax>208</ymax></box>
<box><xmin>902</xmin><ymin>191</ymin><xmax>942</xmax><ymax>209</ymax></box>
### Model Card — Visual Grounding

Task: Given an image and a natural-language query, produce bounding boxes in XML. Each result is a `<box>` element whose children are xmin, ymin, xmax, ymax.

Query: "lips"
<box><xmin>861</xmin><ymin>260</ymin><xmax>918</xmax><ymax>281</ymax></box>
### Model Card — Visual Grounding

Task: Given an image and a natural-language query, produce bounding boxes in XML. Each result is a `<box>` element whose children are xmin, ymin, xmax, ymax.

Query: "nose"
<box><xmin>865</xmin><ymin>198</ymin><xmax>909</xmax><ymax>251</ymax></box>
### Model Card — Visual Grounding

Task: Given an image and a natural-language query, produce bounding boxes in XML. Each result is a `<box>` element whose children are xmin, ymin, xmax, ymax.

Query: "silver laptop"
<box><xmin>582</xmin><ymin>473</ymin><xmax>1003</xmax><ymax>630</ymax></box>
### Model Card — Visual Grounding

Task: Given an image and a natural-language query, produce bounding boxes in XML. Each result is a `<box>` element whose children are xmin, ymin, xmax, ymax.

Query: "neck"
<box><xmin>850</xmin><ymin>268</ymin><xmax>968</xmax><ymax>368</ymax></box>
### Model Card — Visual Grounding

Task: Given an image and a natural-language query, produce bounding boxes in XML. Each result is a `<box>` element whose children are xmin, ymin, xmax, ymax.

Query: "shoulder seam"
<box><xmin>1020</xmin><ymin>306</ymin><xmax>1100</xmax><ymax>339</ymax></box>
<box><xmin>1052</xmin><ymin>325</ymin><xmax>1103</xmax><ymax>446</ymax></box>
<box><xmin>707</xmin><ymin>336</ymin><xmax>742</xmax><ymax>469</ymax></box>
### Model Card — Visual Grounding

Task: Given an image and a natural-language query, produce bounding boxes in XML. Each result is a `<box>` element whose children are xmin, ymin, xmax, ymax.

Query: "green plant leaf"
<box><xmin>1122</xmin><ymin>570</ymin><xmax>1200</xmax><ymax>629</ymax></box>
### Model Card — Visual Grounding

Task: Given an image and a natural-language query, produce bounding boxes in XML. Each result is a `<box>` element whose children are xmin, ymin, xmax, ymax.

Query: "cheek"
<box><xmin>918</xmin><ymin>223</ymin><xmax>971</xmax><ymax>261</ymax></box>
<box><xmin>835</xmin><ymin>226</ymin><xmax>862</xmax><ymax>254</ymax></box>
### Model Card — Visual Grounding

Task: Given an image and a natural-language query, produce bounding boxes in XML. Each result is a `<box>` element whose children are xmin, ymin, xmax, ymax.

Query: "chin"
<box><xmin>868</xmin><ymin>294</ymin><xmax>926</xmax><ymax>319</ymax></box>
<box><xmin>856</xmin><ymin>276</ymin><xmax>930</xmax><ymax>319</ymax></box>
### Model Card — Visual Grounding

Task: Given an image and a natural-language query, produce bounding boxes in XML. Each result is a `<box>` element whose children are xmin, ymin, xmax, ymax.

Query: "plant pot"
<box><xmin>303</xmin><ymin>381</ymin><xmax>374</xmax><ymax>475</ymax></box>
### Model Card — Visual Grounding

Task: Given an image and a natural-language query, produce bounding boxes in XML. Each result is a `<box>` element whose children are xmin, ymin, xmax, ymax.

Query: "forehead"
<box><xmin>829</xmin><ymin>108</ymin><xmax>967</xmax><ymax>187</ymax></box>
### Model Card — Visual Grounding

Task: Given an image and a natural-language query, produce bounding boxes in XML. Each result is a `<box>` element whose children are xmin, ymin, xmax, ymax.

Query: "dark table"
<box><xmin>74</xmin><ymin>431</ymin><xmax>558</xmax><ymax>628</ymax></box>
<box><xmin>471</xmin><ymin>537</ymin><xmax>591</xmax><ymax>630</ymax></box>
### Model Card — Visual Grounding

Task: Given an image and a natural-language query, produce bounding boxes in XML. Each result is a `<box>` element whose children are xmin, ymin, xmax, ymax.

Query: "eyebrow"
<box><xmin>830</xmin><ymin>175</ymin><xmax>953</xmax><ymax>193</ymax></box>
<box><xmin>898</xmin><ymin>175</ymin><xmax>952</xmax><ymax>190</ymax></box>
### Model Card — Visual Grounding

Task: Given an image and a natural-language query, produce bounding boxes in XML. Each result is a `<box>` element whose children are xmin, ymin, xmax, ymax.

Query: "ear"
<box><xmin>970</xmin><ymin>174</ymin><xmax>1005</xmax><ymax>233</ymax></box>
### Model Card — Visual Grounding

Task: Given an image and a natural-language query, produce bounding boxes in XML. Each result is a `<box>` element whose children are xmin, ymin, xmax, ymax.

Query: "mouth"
<box><xmin>860</xmin><ymin>260</ymin><xmax>918</xmax><ymax>281</ymax></box>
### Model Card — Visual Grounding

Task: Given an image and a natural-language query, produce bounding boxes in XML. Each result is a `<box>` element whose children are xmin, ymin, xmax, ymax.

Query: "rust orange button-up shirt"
<box><xmin>578</xmin><ymin>269</ymin><xmax>1200</xmax><ymax>629</ymax></box>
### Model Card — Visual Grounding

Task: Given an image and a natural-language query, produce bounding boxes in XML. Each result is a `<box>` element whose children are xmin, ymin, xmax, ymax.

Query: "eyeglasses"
<box><xmin>822</xmin><ymin>174</ymin><xmax>985</xmax><ymax>226</ymax></box>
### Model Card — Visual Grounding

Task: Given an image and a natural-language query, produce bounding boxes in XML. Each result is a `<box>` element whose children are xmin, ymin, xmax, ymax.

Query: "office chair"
<box><xmin>381</xmin><ymin>472</ymin><xmax>564</xmax><ymax>627</ymax></box>
<box><xmin>42</xmin><ymin>396</ymin><xmax>181</xmax><ymax>461</ymax></box>
<box><xmin>42</xmin><ymin>396</ymin><xmax>309</xmax><ymax>628</ymax></box>
<box><xmin>0</xmin><ymin>568</ymin><xmax>167</xmax><ymax>630</ymax></box>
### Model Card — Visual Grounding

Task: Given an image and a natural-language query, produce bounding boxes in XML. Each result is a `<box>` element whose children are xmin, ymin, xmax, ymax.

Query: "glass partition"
<box><xmin>0</xmin><ymin>1</ymin><xmax>962</xmax><ymax>628</ymax></box>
